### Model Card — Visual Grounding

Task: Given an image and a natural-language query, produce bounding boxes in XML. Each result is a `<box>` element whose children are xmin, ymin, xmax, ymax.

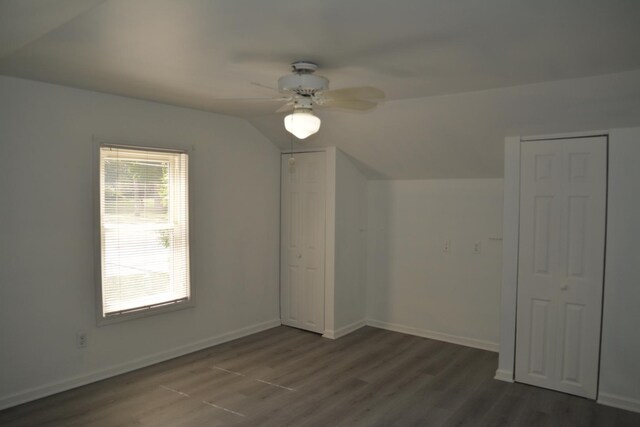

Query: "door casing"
<box><xmin>514</xmin><ymin>136</ymin><xmax>607</xmax><ymax>399</ymax></box>
<box><xmin>280</xmin><ymin>151</ymin><xmax>327</xmax><ymax>333</ymax></box>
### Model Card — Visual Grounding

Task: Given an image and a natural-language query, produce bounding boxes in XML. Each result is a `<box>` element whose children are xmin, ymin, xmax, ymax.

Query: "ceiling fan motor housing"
<box><xmin>292</xmin><ymin>96</ymin><xmax>314</xmax><ymax>110</ymax></box>
<box><xmin>278</xmin><ymin>73</ymin><xmax>329</xmax><ymax>95</ymax></box>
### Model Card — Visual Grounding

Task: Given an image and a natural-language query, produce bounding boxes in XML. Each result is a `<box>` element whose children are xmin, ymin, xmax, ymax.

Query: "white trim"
<box><xmin>494</xmin><ymin>369</ymin><xmax>515</xmax><ymax>382</ymax></box>
<box><xmin>520</xmin><ymin>130</ymin><xmax>608</xmax><ymax>141</ymax></box>
<box><xmin>366</xmin><ymin>319</ymin><xmax>499</xmax><ymax>352</ymax></box>
<box><xmin>324</xmin><ymin>147</ymin><xmax>337</xmax><ymax>334</ymax></box>
<box><xmin>0</xmin><ymin>319</ymin><xmax>281</xmax><ymax>411</ymax></box>
<box><xmin>280</xmin><ymin>147</ymin><xmax>327</xmax><ymax>154</ymax></box>
<box><xmin>279</xmin><ymin>147</ymin><xmax>336</xmax><ymax>335</ymax></box>
<box><xmin>496</xmin><ymin>136</ymin><xmax>521</xmax><ymax>376</ymax></box>
<box><xmin>323</xmin><ymin>319</ymin><xmax>366</xmax><ymax>339</ymax></box>
<box><xmin>500</xmin><ymin>131</ymin><xmax>615</xmax><ymax>397</ymax></box>
<box><xmin>598</xmin><ymin>392</ymin><xmax>640</xmax><ymax>414</ymax></box>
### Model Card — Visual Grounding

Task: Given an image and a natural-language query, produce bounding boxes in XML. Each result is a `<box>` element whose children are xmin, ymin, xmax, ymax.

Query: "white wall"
<box><xmin>366</xmin><ymin>179</ymin><xmax>503</xmax><ymax>350</ymax></box>
<box><xmin>331</xmin><ymin>150</ymin><xmax>368</xmax><ymax>335</ymax></box>
<box><xmin>598</xmin><ymin>127</ymin><xmax>640</xmax><ymax>412</ymax></box>
<box><xmin>0</xmin><ymin>76</ymin><xmax>281</xmax><ymax>409</ymax></box>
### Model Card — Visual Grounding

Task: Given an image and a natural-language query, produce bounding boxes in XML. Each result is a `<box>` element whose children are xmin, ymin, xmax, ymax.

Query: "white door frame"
<box><xmin>279</xmin><ymin>147</ymin><xmax>338</xmax><ymax>338</ymax></box>
<box><xmin>495</xmin><ymin>131</ymin><xmax>608</xmax><ymax>389</ymax></box>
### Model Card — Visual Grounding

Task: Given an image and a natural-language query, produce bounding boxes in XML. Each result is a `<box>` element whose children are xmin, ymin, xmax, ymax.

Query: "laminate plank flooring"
<box><xmin>1</xmin><ymin>326</ymin><xmax>639</xmax><ymax>426</ymax></box>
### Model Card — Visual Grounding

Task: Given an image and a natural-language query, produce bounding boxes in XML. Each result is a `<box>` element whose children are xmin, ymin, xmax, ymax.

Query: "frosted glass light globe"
<box><xmin>284</xmin><ymin>110</ymin><xmax>321</xmax><ymax>139</ymax></box>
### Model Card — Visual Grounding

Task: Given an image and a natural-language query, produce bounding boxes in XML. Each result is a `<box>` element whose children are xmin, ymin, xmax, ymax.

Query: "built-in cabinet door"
<box><xmin>280</xmin><ymin>152</ymin><xmax>326</xmax><ymax>333</ymax></box>
<box><xmin>515</xmin><ymin>137</ymin><xmax>607</xmax><ymax>399</ymax></box>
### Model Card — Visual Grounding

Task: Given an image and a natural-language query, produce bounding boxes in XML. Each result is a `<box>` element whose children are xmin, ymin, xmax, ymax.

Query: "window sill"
<box><xmin>96</xmin><ymin>298</ymin><xmax>195</xmax><ymax>326</ymax></box>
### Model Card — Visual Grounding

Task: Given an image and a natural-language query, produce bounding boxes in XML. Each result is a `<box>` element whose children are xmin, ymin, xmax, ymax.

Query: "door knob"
<box><xmin>297</xmin><ymin>253</ymin><xmax>302</xmax><ymax>259</ymax></box>
<box><xmin>560</xmin><ymin>281</ymin><xmax>569</xmax><ymax>291</ymax></box>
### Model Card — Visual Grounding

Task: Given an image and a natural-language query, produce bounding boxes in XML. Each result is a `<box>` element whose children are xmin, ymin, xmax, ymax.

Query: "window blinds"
<box><xmin>99</xmin><ymin>145</ymin><xmax>190</xmax><ymax>317</ymax></box>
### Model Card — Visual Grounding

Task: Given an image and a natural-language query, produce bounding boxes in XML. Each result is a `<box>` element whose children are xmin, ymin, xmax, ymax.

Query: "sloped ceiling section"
<box><xmin>1</xmin><ymin>0</ymin><xmax>640</xmax><ymax>178</ymax></box>
<box><xmin>0</xmin><ymin>0</ymin><xmax>105</xmax><ymax>58</ymax></box>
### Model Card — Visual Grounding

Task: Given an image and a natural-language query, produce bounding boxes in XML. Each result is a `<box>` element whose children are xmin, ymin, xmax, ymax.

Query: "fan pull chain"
<box><xmin>288</xmin><ymin>131</ymin><xmax>295</xmax><ymax>167</ymax></box>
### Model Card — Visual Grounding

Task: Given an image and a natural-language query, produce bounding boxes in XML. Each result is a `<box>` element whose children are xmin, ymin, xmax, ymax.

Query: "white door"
<box><xmin>515</xmin><ymin>137</ymin><xmax>607</xmax><ymax>399</ymax></box>
<box><xmin>281</xmin><ymin>152</ymin><xmax>326</xmax><ymax>333</ymax></box>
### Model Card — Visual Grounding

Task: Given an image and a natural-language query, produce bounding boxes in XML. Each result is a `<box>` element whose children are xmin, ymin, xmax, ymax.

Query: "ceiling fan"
<box><xmin>248</xmin><ymin>61</ymin><xmax>385</xmax><ymax>139</ymax></box>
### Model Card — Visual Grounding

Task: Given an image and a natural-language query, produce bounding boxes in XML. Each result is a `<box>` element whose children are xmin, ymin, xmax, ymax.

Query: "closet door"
<box><xmin>515</xmin><ymin>137</ymin><xmax>606</xmax><ymax>399</ymax></box>
<box><xmin>280</xmin><ymin>152</ymin><xmax>326</xmax><ymax>333</ymax></box>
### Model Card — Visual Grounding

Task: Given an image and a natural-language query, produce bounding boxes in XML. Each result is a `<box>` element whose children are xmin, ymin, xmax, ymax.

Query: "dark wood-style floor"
<box><xmin>1</xmin><ymin>326</ymin><xmax>639</xmax><ymax>426</ymax></box>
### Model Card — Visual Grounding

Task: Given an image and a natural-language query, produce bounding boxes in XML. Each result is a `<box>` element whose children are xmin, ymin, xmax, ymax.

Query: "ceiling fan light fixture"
<box><xmin>284</xmin><ymin>109</ymin><xmax>321</xmax><ymax>139</ymax></box>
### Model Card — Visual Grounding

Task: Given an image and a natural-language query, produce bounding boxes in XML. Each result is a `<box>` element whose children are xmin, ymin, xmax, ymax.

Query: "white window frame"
<box><xmin>95</xmin><ymin>142</ymin><xmax>193</xmax><ymax>325</ymax></box>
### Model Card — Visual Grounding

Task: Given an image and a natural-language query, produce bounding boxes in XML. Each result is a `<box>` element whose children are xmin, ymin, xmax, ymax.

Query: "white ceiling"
<box><xmin>2</xmin><ymin>0</ymin><xmax>640</xmax><ymax>178</ymax></box>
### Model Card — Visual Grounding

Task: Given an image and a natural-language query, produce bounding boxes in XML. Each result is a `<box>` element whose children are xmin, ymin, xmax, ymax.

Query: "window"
<box><xmin>99</xmin><ymin>144</ymin><xmax>190</xmax><ymax>321</ymax></box>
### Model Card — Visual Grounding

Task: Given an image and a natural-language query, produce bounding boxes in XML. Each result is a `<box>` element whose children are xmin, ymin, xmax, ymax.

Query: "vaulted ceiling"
<box><xmin>2</xmin><ymin>0</ymin><xmax>640</xmax><ymax>178</ymax></box>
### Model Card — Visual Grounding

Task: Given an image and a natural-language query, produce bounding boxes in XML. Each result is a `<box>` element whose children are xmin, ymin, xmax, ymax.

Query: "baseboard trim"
<box><xmin>322</xmin><ymin>319</ymin><xmax>366</xmax><ymax>339</ymax></box>
<box><xmin>365</xmin><ymin>319</ymin><xmax>499</xmax><ymax>352</ymax></box>
<box><xmin>494</xmin><ymin>369</ymin><xmax>515</xmax><ymax>382</ymax></box>
<box><xmin>0</xmin><ymin>318</ymin><xmax>281</xmax><ymax>411</ymax></box>
<box><xmin>598</xmin><ymin>392</ymin><xmax>640</xmax><ymax>413</ymax></box>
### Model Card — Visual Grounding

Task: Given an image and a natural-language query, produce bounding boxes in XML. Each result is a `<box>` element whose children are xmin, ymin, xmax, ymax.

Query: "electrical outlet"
<box><xmin>473</xmin><ymin>241</ymin><xmax>482</xmax><ymax>254</ymax></box>
<box><xmin>76</xmin><ymin>331</ymin><xmax>88</xmax><ymax>348</ymax></box>
<box><xmin>442</xmin><ymin>239</ymin><xmax>451</xmax><ymax>253</ymax></box>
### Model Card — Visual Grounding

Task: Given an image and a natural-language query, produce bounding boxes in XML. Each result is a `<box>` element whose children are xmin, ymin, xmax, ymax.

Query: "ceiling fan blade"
<box><xmin>320</xmin><ymin>99</ymin><xmax>378</xmax><ymax>111</ymax></box>
<box><xmin>208</xmin><ymin>96</ymin><xmax>290</xmax><ymax>102</ymax></box>
<box><xmin>250</xmin><ymin>81</ymin><xmax>280</xmax><ymax>93</ymax></box>
<box><xmin>275</xmin><ymin>102</ymin><xmax>294</xmax><ymax>113</ymax></box>
<box><xmin>321</xmin><ymin>86</ymin><xmax>385</xmax><ymax>101</ymax></box>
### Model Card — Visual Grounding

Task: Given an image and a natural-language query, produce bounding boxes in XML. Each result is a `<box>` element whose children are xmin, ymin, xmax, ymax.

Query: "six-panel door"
<box><xmin>280</xmin><ymin>152</ymin><xmax>326</xmax><ymax>333</ymax></box>
<box><xmin>515</xmin><ymin>137</ymin><xmax>607</xmax><ymax>399</ymax></box>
